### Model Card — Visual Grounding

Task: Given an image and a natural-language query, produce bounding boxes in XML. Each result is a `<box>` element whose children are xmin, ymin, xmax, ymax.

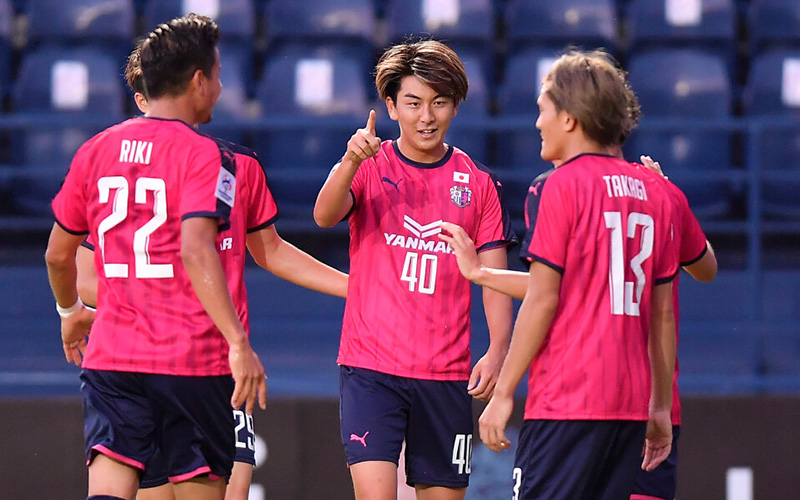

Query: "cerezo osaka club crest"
<box><xmin>450</xmin><ymin>185</ymin><xmax>472</xmax><ymax>207</ymax></box>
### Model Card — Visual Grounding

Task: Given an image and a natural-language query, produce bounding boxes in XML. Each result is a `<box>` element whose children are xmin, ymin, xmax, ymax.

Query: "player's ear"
<box><xmin>385</xmin><ymin>96</ymin><xmax>398</xmax><ymax>121</ymax></box>
<box><xmin>562</xmin><ymin>111</ymin><xmax>577</xmax><ymax>133</ymax></box>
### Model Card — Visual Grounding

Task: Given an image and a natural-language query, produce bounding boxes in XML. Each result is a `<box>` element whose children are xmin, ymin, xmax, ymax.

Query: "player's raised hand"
<box><xmin>642</xmin><ymin>409</ymin><xmax>672</xmax><ymax>471</ymax></box>
<box><xmin>229</xmin><ymin>342</ymin><xmax>268</xmax><ymax>414</ymax></box>
<box><xmin>344</xmin><ymin>109</ymin><xmax>381</xmax><ymax>165</ymax></box>
<box><xmin>61</xmin><ymin>305</ymin><xmax>94</xmax><ymax>366</ymax></box>
<box><xmin>478</xmin><ymin>394</ymin><xmax>514</xmax><ymax>452</ymax></box>
<box><xmin>640</xmin><ymin>155</ymin><xmax>666</xmax><ymax>179</ymax></box>
<box><xmin>439</xmin><ymin>222</ymin><xmax>482</xmax><ymax>283</ymax></box>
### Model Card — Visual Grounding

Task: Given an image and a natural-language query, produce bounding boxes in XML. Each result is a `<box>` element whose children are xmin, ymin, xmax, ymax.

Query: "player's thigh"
<box><xmin>225</xmin><ymin>462</ymin><xmax>253</xmax><ymax>500</ymax></box>
<box><xmin>630</xmin><ymin>426</ymin><xmax>681</xmax><ymax>500</ymax></box>
<box><xmin>513</xmin><ymin>420</ymin><xmax>646</xmax><ymax>500</ymax></box>
<box><xmin>147</xmin><ymin>374</ymin><xmax>236</xmax><ymax>482</ymax></box>
<box><xmin>172</xmin><ymin>475</ymin><xmax>226</xmax><ymax>500</ymax></box>
<box><xmin>81</xmin><ymin>369</ymin><xmax>156</xmax><ymax>470</ymax></box>
<box><xmin>349</xmin><ymin>460</ymin><xmax>398</xmax><ymax>500</ymax></box>
<box><xmin>339</xmin><ymin>365</ymin><xmax>408</xmax><ymax>465</ymax></box>
<box><xmin>136</xmin><ymin>483</ymin><xmax>175</xmax><ymax>500</ymax></box>
<box><xmin>415</xmin><ymin>484</ymin><xmax>467</xmax><ymax>500</ymax></box>
<box><xmin>87</xmin><ymin>453</ymin><xmax>140</xmax><ymax>500</ymax></box>
<box><xmin>405</xmin><ymin>379</ymin><xmax>472</xmax><ymax>489</ymax></box>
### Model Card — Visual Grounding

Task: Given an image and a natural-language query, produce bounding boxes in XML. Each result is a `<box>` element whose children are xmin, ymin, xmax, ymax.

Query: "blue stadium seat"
<box><xmin>262</xmin><ymin>167</ymin><xmax>330</xmax><ymax>226</ymax></box>
<box><xmin>742</xmin><ymin>49</ymin><xmax>800</xmax><ymax>217</ymax></box>
<box><xmin>495</xmin><ymin>47</ymin><xmax>559</xmax><ymax>173</ymax></box>
<box><xmin>253</xmin><ymin>45</ymin><xmax>369</xmax><ymax>168</ymax></box>
<box><xmin>624</xmin><ymin>49</ymin><xmax>734</xmax><ymax>218</ymax></box>
<box><xmin>748</xmin><ymin>0</ymin><xmax>800</xmax><ymax>54</ymax></box>
<box><xmin>11</xmin><ymin>46</ymin><xmax>124</xmax><ymax>214</ymax></box>
<box><xmin>0</xmin><ymin>0</ymin><xmax>11</xmax><ymax>97</ymax></box>
<box><xmin>505</xmin><ymin>0</ymin><xmax>618</xmax><ymax>53</ymax></box>
<box><xmin>625</xmin><ymin>0</ymin><xmax>737</xmax><ymax>64</ymax></box>
<box><xmin>445</xmin><ymin>50</ymin><xmax>490</xmax><ymax>163</ymax></box>
<box><xmin>678</xmin><ymin>325</ymin><xmax>760</xmax><ymax>393</ymax></box>
<box><xmin>263</xmin><ymin>0</ymin><xmax>375</xmax><ymax>60</ymax></box>
<box><xmin>385</xmin><ymin>0</ymin><xmax>495</xmax><ymax>73</ymax></box>
<box><xmin>26</xmin><ymin>0</ymin><xmax>135</xmax><ymax>56</ymax></box>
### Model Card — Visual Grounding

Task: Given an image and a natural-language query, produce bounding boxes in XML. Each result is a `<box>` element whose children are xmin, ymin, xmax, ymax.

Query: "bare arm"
<box><xmin>439</xmin><ymin>221</ymin><xmax>529</xmax><ymax>300</ymax></box>
<box><xmin>76</xmin><ymin>245</ymin><xmax>98</xmax><ymax>307</ymax></box>
<box><xmin>642</xmin><ymin>281</ymin><xmax>676</xmax><ymax>471</ymax></box>
<box><xmin>246</xmin><ymin>225</ymin><xmax>348</xmax><ymax>298</ymax></box>
<box><xmin>313</xmin><ymin>110</ymin><xmax>380</xmax><ymax>227</ymax></box>
<box><xmin>683</xmin><ymin>240</ymin><xmax>717</xmax><ymax>282</ymax></box>
<box><xmin>181</xmin><ymin>217</ymin><xmax>266</xmax><ymax>413</ymax></box>
<box><xmin>468</xmin><ymin>246</ymin><xmax>514</xmax><ymax>401</ymax></box>
<box><xmin>45</xmin><ymin>223</ymin><xmax>95</xmax><ymax>365</ymax></box>
<box><xmin>478</xmin><ymin>262</ymin><xmax>561</xmax><ymax>452</ymax></box>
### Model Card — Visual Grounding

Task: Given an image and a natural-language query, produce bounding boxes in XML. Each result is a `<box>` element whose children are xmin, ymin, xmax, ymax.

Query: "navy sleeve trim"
<box><xmin>531</xmin><ymin>255</ymin><xmax>565</xmax><ymax>275</ymax></box>
<box><xmin>477</xmin><ymin>239</ymin><xmax>515</xmax><ymax>253</ymax></box>
<box><xmin>81</xmin><ymin>240</ymin><xmax>95</xmax><ymax>251</ymax></box>
<box><xmin>655</xmin><ymin>270</ymin><xmax>679</xmax><ymax>285</ymax></box>
<box><xmin>680</xmin><ymin>244</ymin><xmax>707</xmax><ymax>267</ymax></box>
<box><xmin>247</xmin><ymin>214</ymin><xmax>279</xmax><ymax>234</ymax></box>
<box><xmin>342</xmin><ymin>189</ymin><xmax>357</xmax><ymax>221</ymax></box>
<box><xmin>182</xmin><ymin>212</ymin><xmax>231</xmax><ymax>232</ymax></box>
<box><xmin>55</xmin><ymin>219</ymin><xmax>89</xmax><ymax>236</ymax></box>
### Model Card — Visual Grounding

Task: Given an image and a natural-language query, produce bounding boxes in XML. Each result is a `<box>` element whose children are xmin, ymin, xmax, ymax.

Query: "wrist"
<box><xmin>56</xmin><ymin>298</ymin><xmax>84</xmax><ymax>318</ymax></box>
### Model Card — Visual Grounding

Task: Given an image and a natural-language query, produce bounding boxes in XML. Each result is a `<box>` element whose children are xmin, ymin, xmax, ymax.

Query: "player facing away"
<box><xmin>73</xmin><ymin>45</ymin><xmax>349</xmax><ymax>500</ymax></box>
<box><xmin>313</xmin><ymin>40</ymin><xmax>516</xmax><ymax>500</ymax></box>
<box><xmin>474</xmin><ymin>50</ymin><xmax>679</xmax><ymax>500</ymax></box>
<box><xmin>45</xmin><ymin>14</ymin><xmax>267</xmax><ymax>500</ymax></box>
<box><xmin>440</xmin><ymin>154</ymin><xmax>717</xmax><ymax>500</ymax></box>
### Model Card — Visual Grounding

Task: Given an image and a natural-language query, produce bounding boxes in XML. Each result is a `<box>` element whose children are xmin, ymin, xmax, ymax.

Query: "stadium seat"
<box><xmin>748</xmin><ymin>0</ymin><xmax>800</xmax><ymax>54</ymax></box>
<box><xmin>742</xmin><ymin>49</ymin><xmax>800</xmax><ymax>217</ymax></box>
<box><xmin>625</xmin><ymin>0</ymin><xmax>737</xmax><ymax>62</ymax></box>
<box><xmin>504</xmin><ymin>0</ymin><xmax>618</xmax><ymax>53</ymax></box>
<box><xmin>263</xmin><ymin>0</ymin><xmax>375</xmax><ymax>59</ymax></box>
<box><xmin>143</xmin><ymin>0</ymin><xmax>255</xmax><ymax>43</ymax></box>
<box><xmin>253</xmin><ymin>45</ymin><xmax>369</xmax><ymax>168</ymax></box>
<box><xmin>444</xmin><ymin>50</ymin><xmax>490</xmax><ymax>163</ymax></box>
<box><xmin>624</xmin><ymin>49</ymin><xmax>734</xmax><ymax>218</ymax></box>
<box><xmin>0</xmin><ymin>0</ymin><xmax>11</xmax><ymax>97</ymax></box>
<box><xmin>26</xmin><ymin>0</ymin><xmax>135</xmax><ymax>56</ymax></box>
<box><xmin>495</xmin><ymin>47</ymin><xmax>560</xmax><ymax>173</ymax></box>
<box><xmin>11</xmin><ymin>46</ymin><xmax>124</xmax><ymax>214</ymax></box>
<box><xmin>385</xmin><ymin>0</ymin><xmax>495</xmax><ymax>72</ymax></box>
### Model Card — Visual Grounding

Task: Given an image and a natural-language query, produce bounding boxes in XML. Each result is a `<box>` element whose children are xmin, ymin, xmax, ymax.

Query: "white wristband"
<box><xmin>56</xmin><ymin>298</ymin><xmax>84</xmax><ymax>318</ymax></box>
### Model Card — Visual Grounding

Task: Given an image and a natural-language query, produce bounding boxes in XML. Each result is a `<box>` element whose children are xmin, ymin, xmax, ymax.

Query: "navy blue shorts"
<box><xmin>140</xmin><ymin>407</ymin><xmax>256</xmax><ymax>489</ymax></box>
<box><xmin>631</xmin><ymin>426</ymin><xmax>680</xmax><ymax>500</ymax></box>
<box><xmin>81</xmin><ymin>369</ymin><xmax>235</xmax><ymax>483</ymax></box>
<box><xmin>339</xmin><ymin>366</ymin><xmax>473</xmax><ymax>488</ymax></box>
<box><xmin>513</xmin><ymin>419</ymin><xmax>647</xmax><ymax>500</ymax></box>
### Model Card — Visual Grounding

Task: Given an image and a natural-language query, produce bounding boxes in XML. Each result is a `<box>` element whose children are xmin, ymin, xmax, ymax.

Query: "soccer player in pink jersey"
<box><xmin>314</xmin><ymin>40</ymin><xmax>516</xmax><ymax>500</ymax></box>
<box><xmin>45</xmin><ymin>15</ymin><xmax>267</xmax><ymax>500</ymax></box>
<box><xmin>74</xmin><ymin>44</ymin><xmax>349</xmax><ymax>500</ymax></box>
<box><xmin>470</xmin><ymin>50</ymin><xmax>679</xmax><ymax>500</ymax></box>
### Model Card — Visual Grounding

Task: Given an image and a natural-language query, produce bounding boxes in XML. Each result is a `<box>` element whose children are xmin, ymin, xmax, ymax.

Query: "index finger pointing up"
<box><xmin>365</xmin><ymin>109</ymin><xmax>376</xmax><ymax>135</ymax></box>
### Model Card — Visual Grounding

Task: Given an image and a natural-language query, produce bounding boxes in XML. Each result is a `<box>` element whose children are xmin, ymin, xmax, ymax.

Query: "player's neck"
<box><xmin>556</xmin><ymin>135</ymin><xmax>607</xmax><ymax>166</ymax></box>
<box><xmin>145</xmin><ymin>96</ymin><xmax>202</xmax><ymax>127</ymax></box>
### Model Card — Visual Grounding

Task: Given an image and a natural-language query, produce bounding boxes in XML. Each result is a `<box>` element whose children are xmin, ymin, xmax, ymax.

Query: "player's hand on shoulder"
<box><xmin>640</xmin><ymin>155</ymin><xmax>666</xmax><ymax>179</ymax></box>
<box><xmin>344</xmin><ymin>109</ymin><xmax>381</xmax><ymax>166</ymax></box>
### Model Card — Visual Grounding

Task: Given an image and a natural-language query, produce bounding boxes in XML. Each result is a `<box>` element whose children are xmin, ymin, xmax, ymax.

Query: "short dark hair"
<box><xmin>375</xmin><ymin>39</ymin><xmax>468</xmax><ymax>106</ymax></box>
<box><xmin>124</xmin><ymin>45</ymin><xmax>144</xmax><ymax>95</ymax></box>
<box><xmin>139</xmin><ymin>13</ymin><xmax>219</xmax><ymax>99</ymax></box>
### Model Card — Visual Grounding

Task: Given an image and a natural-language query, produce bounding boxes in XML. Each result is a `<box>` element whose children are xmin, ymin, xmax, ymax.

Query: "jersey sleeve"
<box><xmin>245</xmin><ymin>155</ymin><xmax>279</xmax><ymax>233</ymax></box>
<box><xmin>180</xmin><ymin>139</ymin><xmax>236</xmax><ymax>229</ymax></box>
<box><xmin>672</xmin><ymin>183</ymin><xmax>708</xmax><ymax>266</ymax></box>
<box><xmin>653</xmin><ymin>197</ymin><xmax>680</xmax><ymax>285</ymax></box>
<box><xmin>51</xmin><ymin>147</ymin><xmax>90</xmax><ymax>234</ymax></box>
<box><xmin>519</xmin><ymin>168</ymin><xmax>555</xmax><ymax>265</ymax></box>
<box><xmin>525</xmin><ymin>172</ymin><xmax>572</xmax><ymax>273</ymax></box>
<box><xmin>475</xmin><ymin>171</ymin><xmax>516</xmax><ymax>252</ymax></box>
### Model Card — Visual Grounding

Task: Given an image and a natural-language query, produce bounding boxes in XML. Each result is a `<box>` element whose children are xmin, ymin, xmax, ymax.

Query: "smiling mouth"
<box><xmin>419</xmin><ymin>128</ymin><xmax>437</xmax><ymax>136</ymax></box>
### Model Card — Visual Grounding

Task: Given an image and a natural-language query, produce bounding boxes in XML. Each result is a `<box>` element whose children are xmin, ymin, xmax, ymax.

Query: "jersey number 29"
<box><xmin>604</xmin><ymin>211</ymin><xmax>654</xmax><ymax>317</ymax></box>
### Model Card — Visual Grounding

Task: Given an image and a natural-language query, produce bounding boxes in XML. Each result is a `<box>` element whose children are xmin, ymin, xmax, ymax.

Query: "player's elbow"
<box><xmin>313</xmin><ymin>206</ymin><xmax>337</xmax><ymax>228</ymax></box>
<box><xmin>44</xmin><ymin>245</ymin><xmax>72</xmax><ymax>270</ymax></box>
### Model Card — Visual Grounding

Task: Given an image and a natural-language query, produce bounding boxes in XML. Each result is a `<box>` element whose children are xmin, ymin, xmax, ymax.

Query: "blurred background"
<box><xmin>1</xmin><ymin>0</ymin><xmax>799</xmax><ymax>498</ymax></box>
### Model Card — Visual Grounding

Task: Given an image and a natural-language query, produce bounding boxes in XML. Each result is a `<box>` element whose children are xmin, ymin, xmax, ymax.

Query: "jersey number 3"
<box><xmin>97</xmin><ymin>176</ymin><xmax>174</xmax><ymax>279</ymax></box>
<box><xmin>604</xmin><ymin>211</ymin><xmax>654</xmax><ymax>317</ymax></box>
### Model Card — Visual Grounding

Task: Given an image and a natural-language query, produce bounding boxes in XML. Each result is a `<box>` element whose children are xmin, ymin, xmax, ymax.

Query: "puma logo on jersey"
<box><xmin>382</xmin><ymin>176</ymin><xmax>402</xmax><ymax>191</ymax></box>
<box><xmin>530</xmin><ymin>182</ymin><xmax>542</xmax><ymax>196</ymax></box>
<box><xmin>350</xmin><ymin>431</ymin><xmax>369</xmax><ymax>447</ymax></box>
